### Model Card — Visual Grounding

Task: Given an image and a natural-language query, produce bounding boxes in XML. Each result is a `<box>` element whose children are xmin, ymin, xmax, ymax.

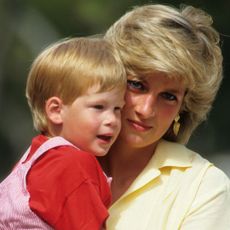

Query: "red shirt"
<box><xmin>25</xmin><ymin>135</ymin><xmax>111</xmax><ymax>230</ymax></box>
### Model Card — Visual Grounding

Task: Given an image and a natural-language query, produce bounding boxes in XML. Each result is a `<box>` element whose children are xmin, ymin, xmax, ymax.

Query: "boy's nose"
<box><xmin>105</xmin><ymin>112</ymin><xmax>119</xmax><ymax>127</ymax></box>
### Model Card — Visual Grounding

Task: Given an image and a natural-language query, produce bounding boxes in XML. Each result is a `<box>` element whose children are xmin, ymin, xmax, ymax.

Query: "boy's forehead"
<box><xmin>85</xmin><ymin>84</ymin><xmax>102</xmax><ymax>94</ymax></box>
<box><xmin>82</xmin><ymin>87</ymin><xmax>125</xmax><ymax>103</ymax></box>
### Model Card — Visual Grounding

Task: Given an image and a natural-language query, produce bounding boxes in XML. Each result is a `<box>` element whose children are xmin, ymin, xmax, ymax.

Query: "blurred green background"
<box><xmin>0</xmin><ymin>0</ymin><xmax>230</xmax><ymax>179</ymax></box>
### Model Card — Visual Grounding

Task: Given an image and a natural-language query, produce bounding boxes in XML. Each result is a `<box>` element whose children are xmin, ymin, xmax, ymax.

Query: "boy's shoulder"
<box><xmin>31</xmin><ymin>135</ymin><xmax>97</xmax><ymax>165</ymax></box>
<box><xmin>30</xmin><ymin>135</ymin><xmax>103</xmax><ymax>181</ymax></box>
<box><xmin>50</xmin><ymin>144</ymin><xmax>99</xmax><ymax>169</ymax></box>
<box><xmin>28</xmin><ymin>143</ymin><xmax>104</xmax><ymax>190</ymax></box>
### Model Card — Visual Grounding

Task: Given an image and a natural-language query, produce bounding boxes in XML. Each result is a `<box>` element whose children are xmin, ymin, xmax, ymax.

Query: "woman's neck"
<box><xmin>103</xmin><ymin>139</ymin><xmax>158</xmax><ymax>203</ymax></box>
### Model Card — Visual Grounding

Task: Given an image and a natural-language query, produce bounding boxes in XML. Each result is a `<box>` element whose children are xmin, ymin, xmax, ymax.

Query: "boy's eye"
<box><xmin>127</xmin><ymin>80</ymin><xmax>146</xmax><ymax>92</ymax></box>
<box><xmin>93</xmin><ymin>105</ymin><xmax>104</xmax><ymax>110</ymax></box>
<box><xmin>114</xmin><ymin>106</ymin><xmax>122</xmax><ymax>111</ymax></box>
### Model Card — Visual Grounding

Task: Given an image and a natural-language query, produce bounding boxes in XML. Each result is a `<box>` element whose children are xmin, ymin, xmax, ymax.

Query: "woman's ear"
<box><xmin>45</xmin><ymin>97</ymin><xmax>63</xmax><ymax>125</ymax></box>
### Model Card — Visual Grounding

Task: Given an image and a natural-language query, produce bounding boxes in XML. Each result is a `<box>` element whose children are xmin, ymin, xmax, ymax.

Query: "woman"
<box><xmin>100</xmin><ymin>4</ymin><xmax>230</xmax><ymax>229</ymax></box>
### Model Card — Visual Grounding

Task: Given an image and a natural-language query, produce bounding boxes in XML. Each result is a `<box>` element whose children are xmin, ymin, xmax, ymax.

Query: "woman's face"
<box><xmin>119</xmin><ymin>72</ymin><xmax>186</xmax><ymax>148</ymax></box>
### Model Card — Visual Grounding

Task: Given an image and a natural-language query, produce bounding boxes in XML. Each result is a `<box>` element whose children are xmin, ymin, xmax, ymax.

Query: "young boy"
<box><xmin>0</xmin><ymin>37</ymin><xmax>126</xmax><ymax>229</ymax></box>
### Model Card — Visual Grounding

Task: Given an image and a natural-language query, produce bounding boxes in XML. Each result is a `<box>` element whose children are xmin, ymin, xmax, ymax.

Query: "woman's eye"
<box><xmin>127</xmin><ymin>80</ymin><xmax>146</xmax><ymax>91</ymax></box>
<box><xmin>161</xmin><ymin>92</ymin><xmax>177</xmax><ymax>101</ymax></box>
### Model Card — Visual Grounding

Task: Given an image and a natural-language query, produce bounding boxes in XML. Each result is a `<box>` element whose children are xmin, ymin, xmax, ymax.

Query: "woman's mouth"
<box><xmin>127</xmin><ymin>119</ymin><xmax>152</xmax><ymax>132</ymax></box>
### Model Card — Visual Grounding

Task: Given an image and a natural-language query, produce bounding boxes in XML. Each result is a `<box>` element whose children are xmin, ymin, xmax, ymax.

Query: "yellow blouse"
<box><xmin>107</xmin><ymin>140</ymin><xmax>230</xmax><ymax>230</ymax></box>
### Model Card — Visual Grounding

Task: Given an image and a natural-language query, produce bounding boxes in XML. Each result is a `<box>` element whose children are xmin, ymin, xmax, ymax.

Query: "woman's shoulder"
<box><xmin>199</xmin><ymin>162</ymin><xmax>230</xmax><ymax>192</ymax></box>
<box><xmin>185</xmin><ymin>155</ymin><xmax>230</xmax><ymax>224</ymax></box>
<box><xmin>156</xmin><ymin>140</ymin><xmax>209</xmax><ymax>168</ymax></box>
<box><xmin>182</xmin><ymin>143</ymin><xmax>230</xmax><ymax>186</ymax></box>
<box><xmin>159</xmin><ymin>140</ymin><xmax>230</xmax><ymax>184</ymax></box>
<box><xmin>150</xmin><ymin>141</ymin><xmax>230</xmax><ymax>228</ymax></box>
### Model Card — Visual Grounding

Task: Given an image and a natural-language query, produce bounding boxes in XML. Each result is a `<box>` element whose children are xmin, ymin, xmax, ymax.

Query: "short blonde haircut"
<box><xmin>105</xmin><ymin>4</ymin><xmax>223</xmax><ymax>144</ymax></box>
<box><xmin>26</xmin><ymin>37</ymin><xmax>126</xmax><ymax>133</ymax></box>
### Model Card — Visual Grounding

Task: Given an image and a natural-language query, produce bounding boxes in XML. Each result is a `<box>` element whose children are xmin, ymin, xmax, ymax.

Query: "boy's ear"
<box><xmin>45</xmin><ymin>97</ymin><xmax>63</xmax><ymax>125</ymax></box>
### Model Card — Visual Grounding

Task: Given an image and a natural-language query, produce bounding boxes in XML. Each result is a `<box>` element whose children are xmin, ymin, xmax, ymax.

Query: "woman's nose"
<box><xmin>135</xmin><ymin>94</ymin><xmax>156</xmax><ymax>118</ymax></box>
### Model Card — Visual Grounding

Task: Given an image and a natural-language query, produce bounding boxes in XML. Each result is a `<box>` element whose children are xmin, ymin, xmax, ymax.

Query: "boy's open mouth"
<box><xmin>97</xmin><ymin>135</ymin><xmax>112</xmax><ymax>142</ymax></box>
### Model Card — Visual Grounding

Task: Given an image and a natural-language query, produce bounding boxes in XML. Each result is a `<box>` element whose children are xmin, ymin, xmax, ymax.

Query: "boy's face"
<box><xmin>59</xmin><ymin>86</ymin><xmax>125</xmax><ymax>156</ymax></box>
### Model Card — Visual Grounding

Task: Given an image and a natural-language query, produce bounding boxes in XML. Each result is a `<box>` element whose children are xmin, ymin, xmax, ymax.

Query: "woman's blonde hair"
<box><xmin>26</xmin><ymin>37</ymin><xmax>126</xmax><ymax>133</ymax></box>
<box><xmin>105</xmin><ymin>4</ymin><xmax>223</xmax><ymax>144</ymax></box>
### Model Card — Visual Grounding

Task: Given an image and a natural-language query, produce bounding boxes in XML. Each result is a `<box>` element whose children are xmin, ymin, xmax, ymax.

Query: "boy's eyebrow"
<box><xmin>87</xmin><ymin>97</ymin><xmax>108</xmax><ymax>103</ymax></box>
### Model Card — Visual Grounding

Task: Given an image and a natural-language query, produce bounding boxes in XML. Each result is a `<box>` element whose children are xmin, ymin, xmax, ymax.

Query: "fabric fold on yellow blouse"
<box><xmin>107</xmin><ymin>140</ymin><xmax>230</xmax><ymax>230</ymax></box>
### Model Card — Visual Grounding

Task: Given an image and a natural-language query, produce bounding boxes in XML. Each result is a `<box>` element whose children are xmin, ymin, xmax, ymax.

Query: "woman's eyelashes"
<box><xmin>127</xmin><ymin>79</ymin><xmax>146</xmax><ymax>92</ymax></box>
<box><xmin>128</xmin><ymin>80</ymin><xmax>177</xmax><ymax>100</ymax></box>
<box><xmin>161</xmin><ymin>92</ymin><xmax>177</xmax><ymax>101</ymax></box>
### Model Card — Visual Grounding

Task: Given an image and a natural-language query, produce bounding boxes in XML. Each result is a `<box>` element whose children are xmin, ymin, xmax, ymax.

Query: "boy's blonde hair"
<box><xmin>26</xmin><ymin>37</ymin><xmax>126</xmax><ymax>133</ymax></box>
<box><xmin>105</xmin><ymin>4</ymin><xmax>223</xmax><ymax>144</ymax></box>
